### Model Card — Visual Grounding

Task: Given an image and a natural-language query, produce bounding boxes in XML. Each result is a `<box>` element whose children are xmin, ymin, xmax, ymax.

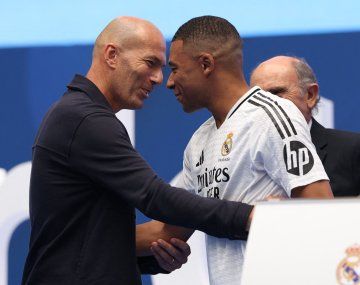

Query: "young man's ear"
<box><xmin>104</xmin><ymin>43</ymin><xmax>118</xmax><ymax>69</ymax></box>
<box><xmin>306</xmin><ymin>83</ymin><xmax>319</xmax><ymax>110</ymax></box>
<box><xmin>198</xmin><ymin>53</ymin><xmax>215</xmax><ymax>77</ymax></box>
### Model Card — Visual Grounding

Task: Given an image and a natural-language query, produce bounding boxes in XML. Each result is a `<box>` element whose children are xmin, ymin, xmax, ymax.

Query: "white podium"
<box><xmin>241</xmin><ymin>199</ymin><xmax>360</xmax><ymax>285</ymax></box>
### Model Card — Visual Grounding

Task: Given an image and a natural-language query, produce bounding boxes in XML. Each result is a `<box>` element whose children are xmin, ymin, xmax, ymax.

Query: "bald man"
<box><xmin>137</xmin><ymin>16</ymin><xmax>333</xmax><ymax>285</ymax></box>
<box><xmin>21</xmin><ymin>17</ymin><xmax>257</xmax><ymax>285</ymax></box>
<box><xmin>250</xmin><ymin>55</ymin><xmax>360</xmax><ymax>196</ymax></box>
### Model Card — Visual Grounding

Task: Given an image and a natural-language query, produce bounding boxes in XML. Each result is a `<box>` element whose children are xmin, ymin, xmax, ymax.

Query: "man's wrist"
<box><xmin>246</xmin><ymin>207</ymin><xmax>254</xmax><ymax>232</ymax></box>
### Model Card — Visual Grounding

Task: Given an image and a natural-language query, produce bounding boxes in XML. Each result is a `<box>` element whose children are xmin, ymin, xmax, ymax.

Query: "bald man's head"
<box><xmin>251</xmin><ymin>56</ymin><xmax>300</xmax><ymax>96</ymax></box>
<box><xmin>93</xmin><ymin>16</ymin><xmax>164</xmax><ymax>58</ymax></box>
<box><xmin>250</xmin><ymin>56</ymin><xmax>319</xmax><ymax>123</ymax></box>
<box><xmin>87</xmin><ymin>16</ymin><xmax>166</xmax><ymax>112</ymax></box>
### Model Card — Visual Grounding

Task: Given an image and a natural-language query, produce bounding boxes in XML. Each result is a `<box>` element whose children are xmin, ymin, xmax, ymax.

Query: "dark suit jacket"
<box><xmin>310</xmin><ymin>118</ymin><xmax>360</xmax><ymax>197</ymax></box>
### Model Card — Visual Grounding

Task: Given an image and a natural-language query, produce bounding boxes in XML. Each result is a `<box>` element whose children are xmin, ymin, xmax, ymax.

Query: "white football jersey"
<box><xmin>175</xmin><ymin>86</ymin><xmax>329</xmax><ymax>285</ymax></box>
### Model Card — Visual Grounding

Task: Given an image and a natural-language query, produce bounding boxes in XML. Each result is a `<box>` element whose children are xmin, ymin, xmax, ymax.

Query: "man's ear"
<box><xmin>306</xmin><ymin>83</ymin><xmax>319</xmax><ymax>110</ymax></box>
<box><xmin>198</xmin><ymin>53</ymin><xmax>215</xmax><ymax>77</ymax></box>
<box><xmin>104</xmin><ymin>43</ymin><xmax>118</xmax><ymax>69</ymax></box>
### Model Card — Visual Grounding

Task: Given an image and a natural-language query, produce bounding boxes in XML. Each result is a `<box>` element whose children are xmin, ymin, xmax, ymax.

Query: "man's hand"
<box><xmin>150</xmin><ymin>238</ymin><xmax>191</xmax><ymax>272</ymax></box>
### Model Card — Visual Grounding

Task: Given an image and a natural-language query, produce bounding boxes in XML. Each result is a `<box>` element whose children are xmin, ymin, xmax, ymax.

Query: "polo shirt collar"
<box><xmin>67</xmin><ymin>74</ymin><xmax>113</xmax><ymax>112</ymax></box>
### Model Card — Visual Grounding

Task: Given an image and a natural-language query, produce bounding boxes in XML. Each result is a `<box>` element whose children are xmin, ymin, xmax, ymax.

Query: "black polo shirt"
<box><xmin>22</xmin><ymin>75</ymin><xmax>253</xmax><ymax>285</ymax></box>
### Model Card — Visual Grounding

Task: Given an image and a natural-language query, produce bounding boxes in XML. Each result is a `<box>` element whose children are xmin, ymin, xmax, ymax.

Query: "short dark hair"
<box><xmin>172</xmin><ymin>15</ymin><xmax>242</xmax><ymax>49</ymax></box>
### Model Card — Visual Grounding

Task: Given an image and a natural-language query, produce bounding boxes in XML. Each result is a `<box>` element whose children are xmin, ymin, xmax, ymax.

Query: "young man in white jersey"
<box><xmin>137</xmin><ymin>16</ymin><xmax>333</xmax><ymax>285</ymax></box>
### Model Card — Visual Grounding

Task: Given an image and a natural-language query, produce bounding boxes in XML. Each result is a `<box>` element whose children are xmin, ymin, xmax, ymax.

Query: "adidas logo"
<box><xmin>196</xmin><ymin>150</ymin><xmax>204</xmax><ymax>167</ymax></box>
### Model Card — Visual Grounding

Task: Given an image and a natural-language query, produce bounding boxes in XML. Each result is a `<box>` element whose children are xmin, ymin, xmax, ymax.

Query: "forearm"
<box><xmin>291</xmin><ymin>180</ymin><xmax>334</xmax><ymax>198</ymax></box>
<box><xmin>136</xmin><ymin>221</ymin><xmax>193</xmax><ymax>256</ymax></box>
<box><xmin>136</xmin><ymin>221</ymin><xmax>167</xmax><ymax>256</ymax></box>
<box><xmin>139</xmin><ymin>181</ymin><xmax>253</xmax><ymax>240</ymax></box>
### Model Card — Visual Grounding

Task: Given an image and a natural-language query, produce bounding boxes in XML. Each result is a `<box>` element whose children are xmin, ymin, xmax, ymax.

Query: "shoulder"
<box><xmin>246</xmin><ymin>89</ymin><xmax>304</xmax><ymax>120</ymax></box>
<box><xmin>57</xmin><ymin>90</ymin><xmax>113</xmax><ymax>119</ymax></box>
<box><xmin>312</xmin><ymin>119</ymin><xmax>360</xmax><ymax>145</ymax></box>
<box><xmin>324</xmin><ymin>128</ymin><xmax>360</xmax><ymax>150</ymax></box>
<box><xmin>76</xmin><ymin>112</ymin><xmax>129</xmax><ymax>143</ymax></box>
<box><xmin>326</xmin><ymin>128</ymin><xmax>360</xmax><ymax>141</ymax></box>
<box><xmin>69</xmin><ymin>111</ymin><xmax>133</xmax><ymax>159</ymax></box>
<box><xmin>246</xmin><ymin>90</ymin><xmax>306</xmax><ymax>138</ymax></box>
<box><xmin>51</xmin><ymin>90</ymin><xmax>120</xmax><ymax>136</ymax></box>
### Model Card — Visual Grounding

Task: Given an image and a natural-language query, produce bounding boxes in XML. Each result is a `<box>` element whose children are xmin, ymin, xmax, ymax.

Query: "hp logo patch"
<box><xmin>283</xmin><ymin>140</ymin><xmax>314</xmax><ymax>176</ymax></box>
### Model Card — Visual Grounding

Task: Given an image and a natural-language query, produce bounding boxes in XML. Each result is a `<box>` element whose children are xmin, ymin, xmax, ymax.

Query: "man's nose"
<box><xmin>166</xmin><ymin>73</ymin><xmax>174</xmax><ymax>89</ymax></box>
<box><xmin>151</xmin><ymin>69</ymin><xmax>163</xmax><ymax>85</ymax></box>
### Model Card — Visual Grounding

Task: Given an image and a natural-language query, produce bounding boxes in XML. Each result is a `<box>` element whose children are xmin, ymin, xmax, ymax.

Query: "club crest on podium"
<box><xmin>336</xmin><ymin>244</ymin><xmax>360</xmax><ymax>285</ymax></box>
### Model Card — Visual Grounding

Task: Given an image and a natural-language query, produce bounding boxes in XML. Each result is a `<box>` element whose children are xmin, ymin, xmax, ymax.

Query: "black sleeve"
<box><xmin>69</xmin><ymin>113</ymin><xmax>252</xmax><ymax>240</ymax></box>
<box><xmin>137</xmin><ymin>256</ymin><xmax>169</xmax><ymax>275</ymax></box>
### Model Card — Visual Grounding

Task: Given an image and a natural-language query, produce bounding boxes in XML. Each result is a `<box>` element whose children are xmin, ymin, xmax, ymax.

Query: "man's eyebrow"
<box><xmin>268</xmin><ymin>87</ymin><xmax>287</xmax><ymax>93</ymax></box>
<box><xmin>146</xmin><ymin>56</ymin><xmax>166</xmax><ymax>67</ymax></box>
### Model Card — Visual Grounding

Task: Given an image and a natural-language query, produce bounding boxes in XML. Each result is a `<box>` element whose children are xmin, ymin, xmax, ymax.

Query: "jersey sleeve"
<box><xmin>252</xmin><ymin>97</ymin><xmax>329</xmax><ymax>196</ymax></box>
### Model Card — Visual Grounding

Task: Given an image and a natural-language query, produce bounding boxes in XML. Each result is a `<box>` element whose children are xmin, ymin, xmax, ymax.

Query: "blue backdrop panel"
<box><xmin>0</xmin><ymin>49</ymin><xmax>34</xmax><ymax>169</ymax></box>
<box><xmin>1</xmin><ymin>31</ymin><xmax>359</xmax><ymax>285</ymax></box>
<box><xmin>0</xmin><ymin>46</ymin><xmax>92</xmax><ymax>170</ymax></box>
<box><xmin>8</xmin><ymin>221</ymin><xmax>30</xmax><ymax>285</ymax></box>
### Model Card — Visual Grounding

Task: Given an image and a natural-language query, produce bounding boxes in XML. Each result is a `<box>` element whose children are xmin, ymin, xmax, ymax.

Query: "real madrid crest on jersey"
<box><xmin>336</xmin><ymin>244</ymin><xmax>360</xmax><ymax>285</ymax></box>
<box><xmin>221</xmin><ymin>132</ymin><xmax>233</xmax><ymax>156</ymax></box>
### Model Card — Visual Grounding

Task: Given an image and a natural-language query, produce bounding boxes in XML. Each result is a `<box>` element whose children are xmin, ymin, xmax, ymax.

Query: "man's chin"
<box><xmin>182</xmin><ymin>105</ymin><xmax>197</xmax><ymax>113</ymax></box>
<box><xmin>131</xmin><ymin>99</ymin><xmax>145</xmax><ymax>110</ymax></box>
<box><xmin>134</xmin><ymin>104</ymin><xmax>144</xmax><ymax>110</ymax></box>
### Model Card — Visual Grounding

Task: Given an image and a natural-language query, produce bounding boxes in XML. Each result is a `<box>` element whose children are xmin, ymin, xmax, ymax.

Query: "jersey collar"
<box><xmin>226</xmin><ymin>86</ymin><xmax>261</xmax><ymax>120</ymax></box>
